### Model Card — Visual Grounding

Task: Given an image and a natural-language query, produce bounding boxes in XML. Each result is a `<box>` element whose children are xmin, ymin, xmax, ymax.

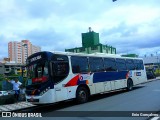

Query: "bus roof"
<box><xmin>47</xmin><ymin>51</ymin><xmax>142</xmax><ymax>60</ymax></box>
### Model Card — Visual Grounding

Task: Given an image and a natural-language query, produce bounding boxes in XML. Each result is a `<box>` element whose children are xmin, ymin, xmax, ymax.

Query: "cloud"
<box><xmin>0</xmin><ymin>35</ymin><xmax>9</xmax><ymax>58</ymax></box>
<box><xmin>0</xmin><ymin>0</ymin><xmax>160</xmax><ymax>59</ymax></box>
<box><xmin>22</xmin><ymin>27</ymin><xmax>82</xmax><ymax>52</ymax></box>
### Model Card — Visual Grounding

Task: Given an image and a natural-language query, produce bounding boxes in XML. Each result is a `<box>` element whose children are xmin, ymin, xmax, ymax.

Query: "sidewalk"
<box><xmin>0</xmin><ymin>101</ymin><xmax>36</xmax><ymax>112</ymax></box>
<box><xmin>146</xmin><ymin>76</ymin><xmax>160</xmax><ymax>83</ymax></box>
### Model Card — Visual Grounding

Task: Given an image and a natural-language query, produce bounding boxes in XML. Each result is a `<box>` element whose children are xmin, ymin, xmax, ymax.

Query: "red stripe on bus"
<box><xmin>65</xmin><ymin>75</ymin><xmax>79</xmax><ymax>87</ymax></box>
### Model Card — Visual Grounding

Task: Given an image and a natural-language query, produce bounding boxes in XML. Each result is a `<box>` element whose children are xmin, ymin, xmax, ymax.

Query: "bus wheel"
<box><xmin>127</xmin><ymin>79</ymin><xmax>133</xmax><ymax>91</ymax></box>
<box><xmin>76</xmin><ymin>86</ymin><xmax>89</xmax><ymax>104</ymax></box>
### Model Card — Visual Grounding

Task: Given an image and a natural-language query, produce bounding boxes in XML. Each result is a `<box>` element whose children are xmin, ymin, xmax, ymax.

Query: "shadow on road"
<box><xmin>88</xmin><ymin>86</ymin><xmax>145</xmax><ymax>103</ymax></box>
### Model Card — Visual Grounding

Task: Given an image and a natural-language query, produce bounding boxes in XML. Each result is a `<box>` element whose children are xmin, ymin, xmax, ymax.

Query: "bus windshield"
<box><xmin>27</xmin><ymin>60</ymin><xmax>49</xmax><ymax>85</ymax></box>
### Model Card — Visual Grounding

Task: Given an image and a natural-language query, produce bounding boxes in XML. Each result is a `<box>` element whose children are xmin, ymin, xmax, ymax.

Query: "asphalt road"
<box><xmin>2</xmin><ymin>79</ymin><xmax>160</xmax><ymax>120</ymax></box>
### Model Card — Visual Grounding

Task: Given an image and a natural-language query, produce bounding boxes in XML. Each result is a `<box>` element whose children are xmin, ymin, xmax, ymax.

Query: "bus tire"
<box><xmin>76</xmin><ymin>86</ymin><xmax>89</xmax><ymax>104</ymax></box>
<box><xmin>127</xmin><ymin>79</ymin><xmax>133</xmax><ymax>91</ymax></box>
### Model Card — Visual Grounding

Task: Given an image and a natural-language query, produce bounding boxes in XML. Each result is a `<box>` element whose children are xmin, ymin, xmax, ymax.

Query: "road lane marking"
<box><xmin>0</xmin><ymin>102</ymin><xmax>36</xmax><ymax>112</ymax></box>
<box><xmin>151</xmin><ymin>117</ymin><xmax>160</xmax><ymax>120</ymax></box>
<box><xmin>153</xmin><ymin>89</ymin><xmax>160</xmax><ymax>92</ymax></box>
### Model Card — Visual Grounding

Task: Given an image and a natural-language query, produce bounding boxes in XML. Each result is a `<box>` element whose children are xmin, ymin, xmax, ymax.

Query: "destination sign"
<box><xmin>29</xmin><ymin>55</ymin><xmax>42</xmax><ymax>63</ymax></box>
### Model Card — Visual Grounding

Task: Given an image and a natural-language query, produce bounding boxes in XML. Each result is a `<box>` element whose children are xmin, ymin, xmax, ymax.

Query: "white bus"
<box><xmin>25</xmin><ymin>51</ymin><xmax>147</xmax><ymax>104</ymax></box>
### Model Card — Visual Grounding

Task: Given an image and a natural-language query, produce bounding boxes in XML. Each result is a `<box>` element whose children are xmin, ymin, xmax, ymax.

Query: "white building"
<box><xmin>141</xmin><ymin>55</ymin><xmax>160</xmax><ymax>65</ymax></box>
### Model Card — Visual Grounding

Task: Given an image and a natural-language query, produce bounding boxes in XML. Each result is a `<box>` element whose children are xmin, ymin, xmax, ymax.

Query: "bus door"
<box><xmin>134</xmin><ymin>70</ymin><xmax>144</xmax><ymax>84</ymax></box>
<box><xmin>55</xmin><ymin>85</ymin><xmax>68</xmax><ymax>102</ymax></box>
<box><xmin>51</xmin><ymin>61</ymin><xmax>69</xmax><ymax>102</ymax></box>
<box><xmin>134</xmin><ymin>60</ymin><xmax>145</xmax><ymax>84</ymax></box>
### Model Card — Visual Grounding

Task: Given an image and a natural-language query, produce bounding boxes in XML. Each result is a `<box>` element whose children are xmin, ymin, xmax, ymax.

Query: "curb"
<box><xmin>145</xmin><ymin>77</ymin><xmax>160</xmax><ymax>83</ymax></box>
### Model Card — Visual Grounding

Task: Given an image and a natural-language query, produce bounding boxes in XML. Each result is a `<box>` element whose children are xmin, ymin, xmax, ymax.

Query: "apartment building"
<box><xmin>8</xmin><ymin>40</ymin><xmax>41</xmax><ymax>64</ymax></box>
<box><xmin>8</xmin><ymin>41</ymin><xmax>22</xmax><ymax>63</ymax></box>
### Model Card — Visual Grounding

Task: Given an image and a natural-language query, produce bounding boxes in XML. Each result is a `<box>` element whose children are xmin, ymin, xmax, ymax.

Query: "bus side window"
<box><xmin>104</xmin><ymin>58</ymin><xmax>117</xmax><ymax>71</ymax></box>
<box><xmin>134</xmin><ymin>60</ymin><xmax>144</xmax><ymax>70</ymax></box>
<box><xmin>126</xmin><ymin>59</ymin><xmax>136</xmax><ymax>70</ymax></box>
<box><xmin>54</xmin><ymin>62</ymin><xmax>69</xmax><ymax>76</ymax></box>
<box><xmin>71</xmin><ymin>56</ymin><xmax>89</xmax><ymax>73</ymax></box>
<box><xmin>116</xmin><ymin>58</ymin><xmax>127</xmax><ymax>71</ymax></box>
<box><xmin>51</xmin><ymin>62</ymin><xmax>69</xmax><ymax>84</ymax></box>
<box><xmin>89</xmin><ymin>57</ymin><xmax>104</xmax><ymax>72</ymax></box>
<box><xmin>51</xmin><ymin>55</ymin><xmax>69</xmax><ymax>84</ymax></box>
<box><xmin>140</xmin><ymin>60</ymin><xmax>144</xmax><ymax>70</ymax></box>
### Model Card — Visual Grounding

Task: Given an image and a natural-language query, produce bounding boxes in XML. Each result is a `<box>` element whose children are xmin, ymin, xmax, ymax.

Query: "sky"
<box><xmin>0</xmin><ymin>0</ymin><xmax>160</xmax><ymax>59</ymax></box>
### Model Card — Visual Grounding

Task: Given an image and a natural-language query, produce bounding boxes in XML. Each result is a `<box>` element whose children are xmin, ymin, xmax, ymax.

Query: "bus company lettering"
<box><xmin>56</xmin><ymin>57</ymin><xmax>64</xmax><ymax>61</ymax></box>
<box><xmin>134</xmin><ymin>72</ymin><xmax>141</xmax><ymax>76</ymax></box>
<box><xmin>79</xmin><ymin>74</ymin><xmax>90</xmax><ymax>81</ymax></box>
<box><xmin>136</xmin><ymin>72</ymin><xmax>141</xmax><ymax>76</ymax></box>
<box><xmin>30</xmin><ymin>55</ymin><xmax>42</xmax><ymax>62</ymax></box>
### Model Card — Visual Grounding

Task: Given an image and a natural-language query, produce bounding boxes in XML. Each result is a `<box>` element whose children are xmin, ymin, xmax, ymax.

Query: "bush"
<box><xmin>0</xmin><ymin>81</ymin><xmax>2</xmax><ymax>91</ymax></box>
<box><xmin>0</xmin><ymin>74</ymin><xmax>5</xmax><ymax>81</ymax></box>
<box><xmin>155</xmin><ymin>69</ymin><xmax>160</xmax><ymax>77</ymax></box>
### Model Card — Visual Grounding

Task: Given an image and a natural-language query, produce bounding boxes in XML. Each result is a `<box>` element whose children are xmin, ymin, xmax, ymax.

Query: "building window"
<box><xmin>68</xmin><ymin>49</ymin><xmax>74</xmax><ymax>52</ymax></box>
<box><xmin>79</xmin><ymin>48</ymin><xmax>85</xmax><ymax>52</ymax></box>
<box><xmin>91</xmin><ymin>46</ymin><xmax>97</xmax><ymax>50</ymax></box>
<box><xmin>106</xmin><ymin>49</ymin><xmax>108</xmax><ymax>53</ymax></box>
<box><xmin>6</xmin><ymin>69</ymin><xmax>10</xmax><ymax>71</ymax></box>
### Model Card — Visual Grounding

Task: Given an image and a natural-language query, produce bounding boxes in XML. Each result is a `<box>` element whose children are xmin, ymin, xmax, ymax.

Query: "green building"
<box><xmin>121</xmin><ymin>54</ymin><xmax>138</xmax><ymax>58</ymax></box>
<box><xmin>65</xmin><ymin>28</ymin><xmax>116</xmax><ymax>54</ymax></box>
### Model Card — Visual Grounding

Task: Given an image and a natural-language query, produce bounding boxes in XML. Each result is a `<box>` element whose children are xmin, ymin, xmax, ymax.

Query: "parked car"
<box><xmin>0</xmin><ymin>91</ymin><xmax>8</xmax><ymax>96</ymax></box>
<box><xmin>7</xmin><ymin>90</ymin><xmax>15</xmax><ymax>95</ymax></box>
